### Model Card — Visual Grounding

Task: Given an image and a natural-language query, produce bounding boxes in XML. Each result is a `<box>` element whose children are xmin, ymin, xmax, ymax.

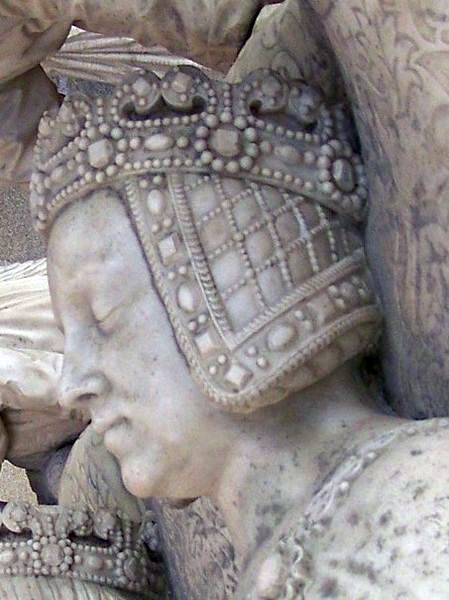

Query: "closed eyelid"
<box><xmin>92</xmin><ymin>293</ymin><xmax>136</xmax><ymax>330</ymax></box>
<box><xmin>92</xmin><ymin>280</ymin><xmax>147</xmax><ymax>322</ymax></box>
<box><xmin>93</xmin><ymin>301</ymin><xmax>122</xmax><ymax>325</ymax></box>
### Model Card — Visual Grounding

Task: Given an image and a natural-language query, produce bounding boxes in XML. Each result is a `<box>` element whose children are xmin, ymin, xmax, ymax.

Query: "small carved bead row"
<box><xmin>31</xmin><ymin>68</ymin><xmax>368</xmax><ymax>232</ymax></box>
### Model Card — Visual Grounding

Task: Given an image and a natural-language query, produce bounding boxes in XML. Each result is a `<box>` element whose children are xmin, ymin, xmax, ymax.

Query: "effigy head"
<box><xmin>31</xmin><ymin>67</ymin><xmax>380</xmax><ymax>414</ymax></box>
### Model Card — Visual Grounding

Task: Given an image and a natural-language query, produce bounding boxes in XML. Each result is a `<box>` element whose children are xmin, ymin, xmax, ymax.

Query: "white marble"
<box><xmin>47</xmin><ymin>188</ymin><xmax>449</xmax><ymax>598</ymax></box>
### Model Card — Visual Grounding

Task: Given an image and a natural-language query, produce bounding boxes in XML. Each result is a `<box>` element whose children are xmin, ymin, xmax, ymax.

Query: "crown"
<box><xmin>0</xmin><ymin>502</ymin><xmax>158</xmax><ymax>595</ymax></box>
<box><xmin>30</xmin><ymin>68</ymin><xmax>379</xmax><ymax>412</ymax></box>
<box><xmin>30</xmin><ymin>67</ymin><xmax>367</xmax><ymax>232</ymax></box>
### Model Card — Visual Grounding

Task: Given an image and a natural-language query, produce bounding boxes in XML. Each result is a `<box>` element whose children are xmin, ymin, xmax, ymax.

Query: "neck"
<box><xmin>212</xmin><ymin>363</ymin><xmax>398</xmax><ymax>565</ymax></box>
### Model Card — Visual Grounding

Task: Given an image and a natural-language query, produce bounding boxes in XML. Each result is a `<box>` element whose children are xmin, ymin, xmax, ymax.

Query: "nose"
<box><xmin>58</xmin><ymin>363</ymin><xmax>110</xmax><ymax>411</ymax></box>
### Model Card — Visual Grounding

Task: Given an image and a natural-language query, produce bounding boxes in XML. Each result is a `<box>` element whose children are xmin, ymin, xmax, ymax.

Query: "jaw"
<box><xmin>151</xmin><ymin>497</ymin><xmax>197</xmax><ymax>509</ymax></box>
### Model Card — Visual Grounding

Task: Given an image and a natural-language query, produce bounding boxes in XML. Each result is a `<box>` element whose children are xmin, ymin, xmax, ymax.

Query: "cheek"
<box><xmin>125</xmin><ymin>393</ymin><xmax>199</xmax><ymax>452</ymax></box>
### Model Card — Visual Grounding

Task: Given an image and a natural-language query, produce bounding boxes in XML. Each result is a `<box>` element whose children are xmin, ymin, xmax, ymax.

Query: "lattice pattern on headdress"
<box><xmin>30</xmin><ymin>68</ymin><xmax>380</xmax><ymax>411</ymax></box>
<box><xmin>121</xmin><ymin>170</ymin><xmax>378</xmax><ymax>411</ymax></box>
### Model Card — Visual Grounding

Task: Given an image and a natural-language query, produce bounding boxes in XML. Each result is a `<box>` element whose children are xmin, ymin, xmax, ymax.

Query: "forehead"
<box><xmin>48</xmin><ymin>189</ymin><xmax>138</xmax><ymax>278</ymax></box>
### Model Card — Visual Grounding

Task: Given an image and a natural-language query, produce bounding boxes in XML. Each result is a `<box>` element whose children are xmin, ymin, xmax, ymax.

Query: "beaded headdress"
<box><xmin>31</xmin><ymin>67</ymin><xmax>380</xmax><ymax>412</ymax></box>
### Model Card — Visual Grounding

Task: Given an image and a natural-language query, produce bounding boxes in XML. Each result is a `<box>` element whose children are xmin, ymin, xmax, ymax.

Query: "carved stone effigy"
<box><xmin>0</xmin><ymin>0</ymin><xmax>445</xmax><ymax>597</ymax></box>
<box><xmin>0</xmin><ymin>36</ymin><xmax>239</xmax><ymax>599</ymax></box>
<box><xmin>0</xmin><ymin>33</ymin><xmax>226</xmax><ymax>597</ymax></box>
<box><xmin>0</xmin><ymin>261</ymin><xmax>166</xmax><ymax>597</ymax></box>
<box><xmin>2</xmin><ymin>0</ymin><xmax>449</xmax><ymax>420</ymax></box>
<box><xmin>31</xmin><ymin>66</ymin><xmax>377</xmax><ymax>412</ymax></box>
<box><xmin>30</xmin><ymin>61</ymin><xmax>449</xmax><ymax>599</ymax></box>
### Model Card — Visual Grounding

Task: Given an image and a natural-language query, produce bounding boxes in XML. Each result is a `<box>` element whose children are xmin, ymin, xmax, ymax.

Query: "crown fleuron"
<box><xmin>0</xmin><ymin>502</ymin><xmax>158</xmax><ymax>594</ymax></box>
<box><xmin>30</xmin><ymin>67</ymin><xmax>367</xmax><ymax>232</ymax></box>
<box><xmin>30</xmin><ymin>68</ymin><xmax>379</xmax><ymax>412</ymax></box>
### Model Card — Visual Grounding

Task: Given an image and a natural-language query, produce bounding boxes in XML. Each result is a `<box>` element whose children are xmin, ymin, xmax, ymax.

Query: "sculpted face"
<box><xmin>48</xmin><ymin>190</ymin><xmax>235</xmax><ymax>499</ymax></box>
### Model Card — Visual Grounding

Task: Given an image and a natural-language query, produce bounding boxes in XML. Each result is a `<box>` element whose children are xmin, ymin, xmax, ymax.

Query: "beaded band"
<box><xmin>0</xmin><ymin>502</ymin><xmax>157</xmax><ymax>595</ymax></box>
<box><xmin>31</xmin><ymin>67</ymin><xmax>367</xmax><ymax>232</ymax></box>
<box><xmin>30</xmin><ymin>68</ymin><xmax>379</xmax><ymax>411</ymax></box>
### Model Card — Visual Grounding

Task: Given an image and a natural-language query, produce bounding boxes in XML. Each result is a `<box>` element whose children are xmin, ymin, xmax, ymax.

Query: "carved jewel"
<box><xmin>0</xmin><ymin>502</ymin><xmax>157</xmax><ymax>595</ymax></box>
<box><xmin>31</xmin><ymin>66</ymin><xmax>367</xmax><ymax>231</ymax></box>
<box><xmin>30</xmin><ymin>68</ymin><xmax>380</xmax><ymax>412</ymax></box>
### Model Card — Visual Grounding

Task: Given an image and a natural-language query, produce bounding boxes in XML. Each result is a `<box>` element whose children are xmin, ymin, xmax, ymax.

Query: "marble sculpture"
<box><xmin>0</xmin><ymin>1</ymin><xmax>448</xmax><ymax>598</ymax></box>
<box><xmin>27</xmin><ymin>66</ymin><xmax>449</xmax><ymax>599</ymax></box>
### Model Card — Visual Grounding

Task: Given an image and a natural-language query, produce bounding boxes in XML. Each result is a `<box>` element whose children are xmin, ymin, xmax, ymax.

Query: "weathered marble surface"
<box><xmin>230</xmin><ymin>0</ymin><xmax>449</xmax><ymax>418</ymax></box>
<box><xmin>31</xmin><ymin>66</ymin><xmax>449</xmax><ymax>598</ymax></box>
<box><xmin>152</xmin><ymin>498</ymin><xmax>239</xmax><ymax>600</ymax></box>
<box><xmin>2</xmin><ymin>0</ymin><xmax>449</xmax><ymax>419</ymax></box>
<box><xmin>0</xmin><ymin>1</ymin><xmax>448</xmax><ymax>597</ymax></box>
<box><xmin>0</xmin><ymin>461</ymin><xmax>36</xmax><ymax>503</ymax></box>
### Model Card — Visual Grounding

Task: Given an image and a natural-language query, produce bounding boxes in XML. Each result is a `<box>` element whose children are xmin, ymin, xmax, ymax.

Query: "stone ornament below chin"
<box><xmin>0</xmin><ymin>501</ymin><xmax>161</xmax><ymax>595</ymax></box>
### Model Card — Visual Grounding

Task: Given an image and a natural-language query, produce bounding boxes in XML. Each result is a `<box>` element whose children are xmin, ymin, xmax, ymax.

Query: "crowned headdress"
<box><xmin>31</xmin><ymin>67</ymin><xmax>380</xmax><ymax>412</ymax></box>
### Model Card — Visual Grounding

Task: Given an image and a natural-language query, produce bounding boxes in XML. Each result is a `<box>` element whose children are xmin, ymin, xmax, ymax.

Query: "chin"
<box><xmin>118</xmin><ymin>451</ymin><xmax>180</xmax><ymax>500</ymax></box>
<box><xmin>160</xmin><ymin>497</ymin><xmax>197</xmax><ymax>508</ymax></box>
<box><xmin>120</xmin><ymin>459</ymin><xmax>158</xmax><ymax>499</ymax></box>
<box><xmin>119</xmin><ymin>451</ymin><xmax>202</xmax><ymax>502</ymax></box>
<box><xmin>103</xmin><ymin>429</ymin><xmax>164</xmax><ymax>497</ymax></box>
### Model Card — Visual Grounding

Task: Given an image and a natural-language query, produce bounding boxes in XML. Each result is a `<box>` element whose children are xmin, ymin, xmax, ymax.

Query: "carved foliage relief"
<box><xmin>309</xmin><ymin>0</ymin><xmax>449</xmax><ymax>416</ymax></box>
